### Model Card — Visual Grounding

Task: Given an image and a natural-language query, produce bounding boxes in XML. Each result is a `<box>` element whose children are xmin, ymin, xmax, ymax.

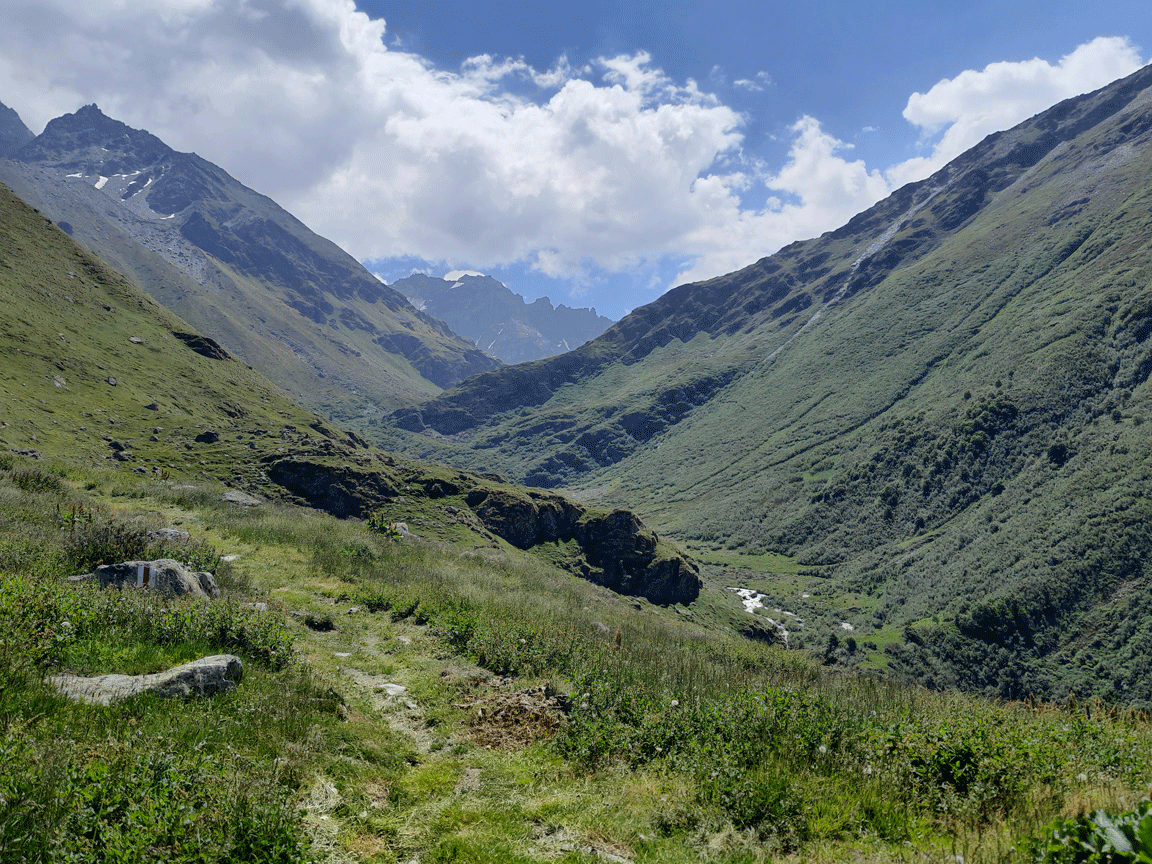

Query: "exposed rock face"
<box><xmin>741</xmin><ymin>617</ymin><xmax>782</xmax><ymax>646</ymax></box>
<box><xmin>50</xmin><ymin>654</ymin><xmax>243</xmax><ymax>706</ymax></box>
<box><xmin>464</xmin><ymin>488</ymin><xmax>582</xmax><ymax>549</ymax></box>
<box><xmin>96</xmin><ymin>558</ymin><xmax>220</xmax><ymax>600</ymax></box>
<box><xmin>574</xmin><ymin>509</ymin><xmax>699</xmax><ymax>605</ymax></box>
<box><xmin>265</xmin><ymin>458</ymin><xmax>397</xmax><ymax>518</ymax></box>
<box><xmin>263</xmin><ymin>457</ymin><xmax>701</xmax><ymax>604</ymax></box>
<box><xmin>0</xmin><ymin>100</ymin><xmax>34</xmax><ymax>157</ymax></box>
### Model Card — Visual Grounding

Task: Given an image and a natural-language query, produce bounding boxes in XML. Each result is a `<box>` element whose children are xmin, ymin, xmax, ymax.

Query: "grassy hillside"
<box><xmin>4</xmin><ymin>432</ymin><xmax>1152</xmax><ymax>862</ymax></box>
<box><xmin>0</xmin><ymin>104</ymin><xmax>500</xmax><ymax>423</ymax></box>
<box><xmin>377</xmin><ymin>65</ymin><xmax>1152</xmax><ymax>705</ymax></box>
<box><xmin>3</xmin><ymin>176</ymin><xmax>1152</xmax><ymax>862</ymax></box>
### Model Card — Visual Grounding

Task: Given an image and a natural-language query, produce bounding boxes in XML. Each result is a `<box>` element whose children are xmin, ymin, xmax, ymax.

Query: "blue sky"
<box><xmin>1</xmin><ymin>1</ymin><xmax>1151</xmax><ymax>319</ymax></box>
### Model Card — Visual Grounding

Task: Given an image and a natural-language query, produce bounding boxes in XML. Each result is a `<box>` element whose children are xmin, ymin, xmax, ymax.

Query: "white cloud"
<box><xmin>0</xmin><ymin>4</ymin><xmax>1143</xmax><ymax>312</ymax></box>
<box><xmin>886</xmin><ymin>36</ymin><xmax>1144</xmax><ymax>188</ymax></box>
<box><xmin>669</xmin><ymin>117</ymin><xmax>891</xmax><ymax>285</ymax></box>
<box><xmin>733</xmin><ymin>71</ymin><xmax>772</xmax><ymax>92</ymax></box>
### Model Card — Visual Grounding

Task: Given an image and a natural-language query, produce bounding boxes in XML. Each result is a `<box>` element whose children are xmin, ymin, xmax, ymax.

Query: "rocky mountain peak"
<box><xmin>0</xmin><ymin>99</ymin><xmax>34</xmax><ymax>157</ymax></box>
<box><xmin>394</xmin><ymin>272</ymin><xmax>613</xmax><ymax>364</ymax></box>
<box><xmin>15</xmin><ymin>103</ymin><xmax>173</xmax><ymax>176</ymax></box>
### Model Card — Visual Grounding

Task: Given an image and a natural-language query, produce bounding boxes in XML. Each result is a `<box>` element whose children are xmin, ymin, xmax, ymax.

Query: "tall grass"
<box><xmin>245</xmin><ymin>501</ymin><xmax>1152</xmax><ymax>861</ymax></box>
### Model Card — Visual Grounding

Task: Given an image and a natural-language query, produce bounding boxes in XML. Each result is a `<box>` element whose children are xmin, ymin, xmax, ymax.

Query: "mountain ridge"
<box><xmin>394</xmin><ymin>272</ymin><xmax>613</xmax><ymax>364</ymax></box>
<box><xmin>377</xmin><ymin>63</ymin><xmax>1152</xmax><ymax>704</ymax></box>
<box><xmin>0</xmin><ymin>103</ymin><xmax>500</xmax><ymax>420</ymax></box>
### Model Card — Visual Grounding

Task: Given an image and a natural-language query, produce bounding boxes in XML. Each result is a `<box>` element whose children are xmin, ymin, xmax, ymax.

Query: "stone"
<box><xmin>740</xmin><ymin>617</ymin><xmax>781</xmax><ymax>646</ymax></box>
<box><xmin>50</xmin><ymin>654</ymin><xmax>243</xmax><ymax>706</ymax></box>
<box><xmin>194</xmin><ymin>430</ymin><xmax>219</xmax><ymax>444</ymax></box>
<box><xmin>106</xmin><ymin>376</ymin><xmax>117</xmax><ymax>386</ymax></box>
<box><xmin>221</xmin><ymin>490</ymin><xmax>261</xmax><ymax>506</ymax></box>
<box><xmin>96</xmin><ymin>558</ymin><xmax>220</xmax><ymax>600</ymax></box>
<box><xmin>148</xmin><ymin>527</ymin><xmax>191</xmax><ymax>544</ymax></box>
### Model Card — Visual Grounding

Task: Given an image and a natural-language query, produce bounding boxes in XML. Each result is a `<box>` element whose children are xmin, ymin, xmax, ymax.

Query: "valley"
<box><xmin>2</xmin><ymin>48</ymin><xmax>1152</xmax><ymax>864</ymax></box>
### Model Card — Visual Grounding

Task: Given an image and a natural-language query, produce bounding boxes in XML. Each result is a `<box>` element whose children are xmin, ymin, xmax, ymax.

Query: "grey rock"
<box><xmin>194</xmin><ymin>430</ymin><xmax>219</xmax><ymax>444</ymax></box>
<box><xmin>96</xmin><ymin>558</ymin><xmax>220</xmax><ymax>600</ymax></box>
<box><xmin>106</xmin><ymin>376</ymin><xmax>117</xmax><ymax>386</ymax></box>
<box><xmin>10</xmin><ymin>448</ymin><xmax>42</xmax><ymax>460</ymax></box>
<box><xmin>221</xmin><ymin>490</ymin><xmax>262</xmax><ymax>506</ymax></box>
<box><xmin>50</xmin><ymin>654</ymin><xmax>243</xmax><ymax>706</ymax></box>
<box><xmin>129</xmin><ymin>336</ymin><xmax>142</xmax><ymax>344</ymax></box>
<box><xmin>148</xmin><ymin>527</ymin><xmax>191</xmax><ymax>544</ymax></box>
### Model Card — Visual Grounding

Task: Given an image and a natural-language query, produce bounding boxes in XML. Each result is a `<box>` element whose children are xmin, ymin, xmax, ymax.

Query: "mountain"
<box><xmin>0</xmin><ymin>104</ymin><xmax>499</xmax><ymax>424</ymax></box>
<box><xmin>394</xmin><ymin>272</ymin><xmax>613</xmax><ymax>364</ymax></box>
<box><xmin>381</xmin><ymin>64</ymin><xmax>1152</xmax><ymax>704</ymax></box>
<box><xmin>0</xmin><ymin>100</ymin><xmax>33</xmax><ymax>156</ymax></box>
<box><xmin>0</xmin><ymin>179</ymin><xmax>696</xmax><ymax>605</ymax></box>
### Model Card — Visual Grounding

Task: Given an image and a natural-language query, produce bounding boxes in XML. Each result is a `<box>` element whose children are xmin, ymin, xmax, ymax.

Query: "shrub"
<box><xmin>1030</xmin><ymin>800</ymin><xmax>1152</xmax><ymax>862</ymax></box>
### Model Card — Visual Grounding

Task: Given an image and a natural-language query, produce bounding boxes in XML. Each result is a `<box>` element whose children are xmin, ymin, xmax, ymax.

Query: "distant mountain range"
<box><xmin>393</xmin><ymin>272</ymin><xmax>613</xmax><ymax>365</ymax></box>
<box><xmin>0</xmin><ymin>103</ymin><xmax>499</xmax><ymax>423</ymax></box>
<box><xmin>381</xmin><ymin>64</ymin><xmax>1152</xmax><ymax>704</ymax></box>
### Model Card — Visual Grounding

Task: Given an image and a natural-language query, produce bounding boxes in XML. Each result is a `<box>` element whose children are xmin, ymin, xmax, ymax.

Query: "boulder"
<box><xmin>264</xmin><ymin>458</ymin><xmax>396</xmax><ymax>517</ymax></box>
<box><xmin>50</xmin><ymin>654</ymin><xmax>243</xmax><ymax>706</ymax></box>
<box><xmin>96</xmin><ymin>558</ymin><xmax>220</xmax><ymax>599</ymax></box>
<box><xmin>148</xmin><ymin>527</ymin><xmax>192</xmax><ymax>544</ymax></box>
<box><xmin>221</xmin><ymin>490</ymin><xmax>262</xmax><ymax>506</ymax></box>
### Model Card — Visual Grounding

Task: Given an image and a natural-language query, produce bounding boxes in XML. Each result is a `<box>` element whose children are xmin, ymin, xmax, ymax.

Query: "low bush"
<box><xmin>1030</xmin><ymin>800</ymin><xmax>1152</xmax><ymax>862</ymax></box>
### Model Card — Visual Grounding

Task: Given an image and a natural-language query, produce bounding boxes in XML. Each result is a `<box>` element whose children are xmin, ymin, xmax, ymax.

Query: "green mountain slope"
<box><xmin>0</xmin><ymin>104</ymin><xmax>499</xmax><ymax>422</ymax></box>
<box><xmin>0</xmin><ymin>181</ymin><xmax>695</xmax><ymax>604</ymax></box>
<box><xmin>380</xmin><ymin>64</ymin><xmax>1152</xmax><ymax>704</ymax></box>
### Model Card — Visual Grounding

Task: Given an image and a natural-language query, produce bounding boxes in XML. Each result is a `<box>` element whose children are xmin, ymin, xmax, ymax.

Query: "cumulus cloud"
<box><xmin>886</xmin><ymin>36</ymin><xmax>1144</xmax><ymax>188</ymax></box>
<box><xmin>0</xmin><ymin>3</ymin><xmax>1143</xmax><ymax>312</ymax></box>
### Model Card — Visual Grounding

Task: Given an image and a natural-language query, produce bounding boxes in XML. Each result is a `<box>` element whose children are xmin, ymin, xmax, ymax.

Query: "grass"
<box><xmin>3</xmin><ymin>458</ymin><xmax>1152</xmax><ymax>862</ymax></box>
<box><xmin>370</xmin><ymin>76</ymin><xmax>1152</xmax><ymax>707</ymax></box>
<box><xmin>2</xmin><ymin>163</ymin><xmax>1152</xmax><ymax>860</ymax></box>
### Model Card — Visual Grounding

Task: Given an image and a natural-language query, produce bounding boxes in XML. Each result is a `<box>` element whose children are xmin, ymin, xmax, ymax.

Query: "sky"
<box><xmin>1</xmin><ymin>1</ymin><xmax>1151</xmax><ymax>320</ymax></box>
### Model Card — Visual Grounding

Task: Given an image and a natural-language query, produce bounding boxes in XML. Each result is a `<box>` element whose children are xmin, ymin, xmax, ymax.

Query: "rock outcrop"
<box><xmin>265</xmin><ymin>457</ymin><xmax>701</xmax><ymax>604</ymax></box>
<box><xmin>96</xmin><ymin>558</ymin><xmax>220</xmax><ymax>600</ymax></box>
<box><xmin>50</xmin><ymin>654</ymin><xmax>243</xmax><ymax>706</ymax></box>
<box><xmin>266</xmin><ymin>458</ymin><xmax>397</xmax><ymax>518</ymax></box>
